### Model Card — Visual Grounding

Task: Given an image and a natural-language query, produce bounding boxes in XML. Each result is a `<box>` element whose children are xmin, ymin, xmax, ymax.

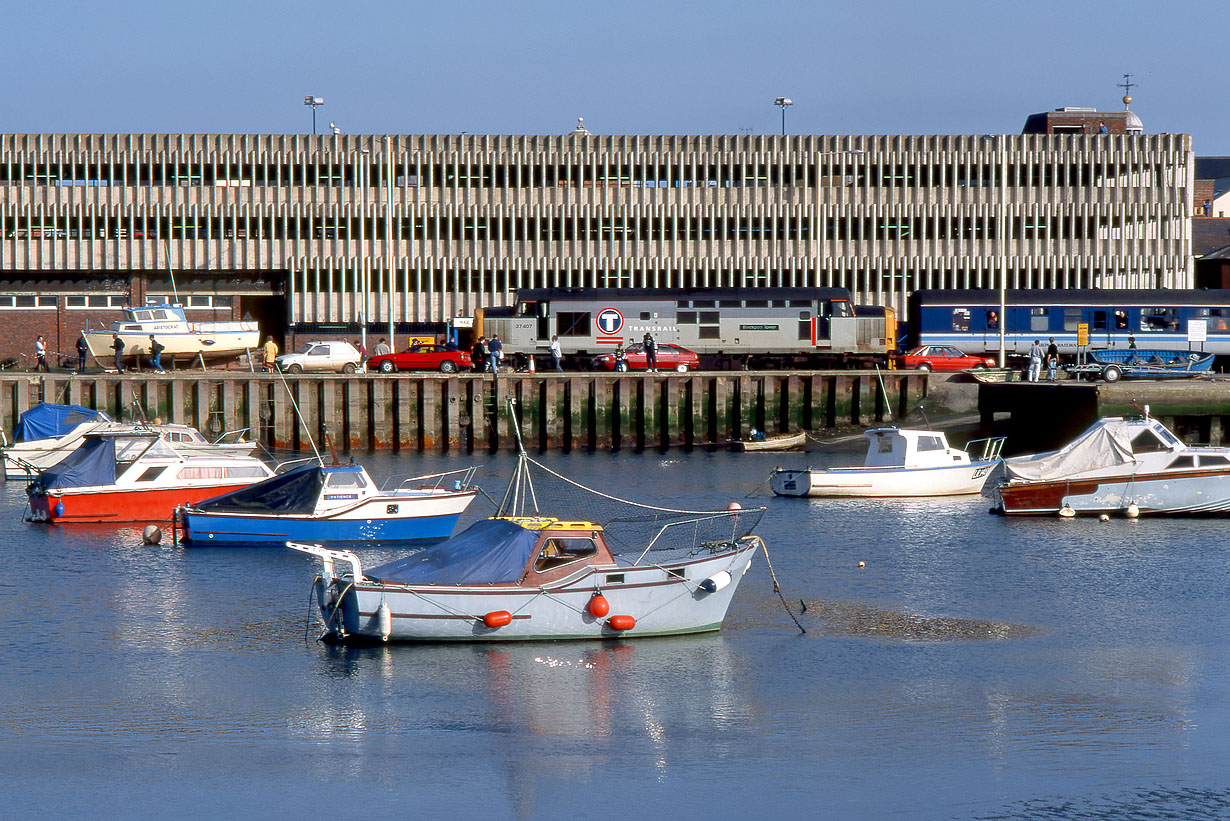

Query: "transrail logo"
<box><xmin>596</xmin><ymin>308</ymin><xmax>624</xmax><ymax>336</ymax></box>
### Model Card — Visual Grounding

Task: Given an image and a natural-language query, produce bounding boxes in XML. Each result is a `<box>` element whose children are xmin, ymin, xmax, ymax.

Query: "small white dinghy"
<box><xmin>769</xmin><ymin>428</ymin><xmax>1004</xmax><ymax>498</ymax></box>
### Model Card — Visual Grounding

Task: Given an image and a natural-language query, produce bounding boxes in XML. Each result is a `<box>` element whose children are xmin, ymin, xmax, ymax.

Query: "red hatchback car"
<box><xmin>591</xmin><ymin>342</ymin><xmax>700</xmax><ymax>372</ymax></box>
<box><xmin>897</xmin><ymin>345</ymin><xmax>996</xmax><ymax>372</ymax></box>
<box><xmin>368</xmin><ymin>344</ymin><xmax>472</xmax><ymax>374</ymax></box>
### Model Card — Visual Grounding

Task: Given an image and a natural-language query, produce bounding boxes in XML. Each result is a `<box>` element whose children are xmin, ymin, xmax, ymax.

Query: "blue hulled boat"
<box><xmin>177</xmin><ymin>463</ymin><xmax>478</xmax><ymax>546</ymax></box>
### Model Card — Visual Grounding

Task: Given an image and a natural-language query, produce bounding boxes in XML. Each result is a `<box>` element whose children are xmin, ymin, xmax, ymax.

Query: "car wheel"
<box><xmin>288</xmin><ymin>363</ymin><xmax>303</xmax><ymax>374</ymax></box>
<box><xmin>675</xmin><ymin>363</ymin><xmax>689</xmax><ymax>372</ymax></box>
<box><xmin>915</xmin><ymin>363</ymin><xmax>932</xmax><ymax>373</ymax></box>
<box><xmin>379</xmin><ymin>360</ymin><xmax>396</xmax><ymax>374</ymax></box>
<box><xmin>342</xmin><ymin>363</ymin><xmax>356</xmax><ymax>374</ymax></box>
<box><xmin>439</xmin><ymin>360</ymin><xmax>458</xmax><ymax>374</ymax></box>
<box><xmin>1102</xmin><ymin>364</ymin><xmax>1122</xmax><ymax>383</ymax></box>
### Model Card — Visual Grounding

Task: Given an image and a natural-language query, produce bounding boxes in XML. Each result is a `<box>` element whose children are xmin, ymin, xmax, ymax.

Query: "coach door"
<box><xmin>1089</xmin><ymin>309</ymin><xmax>1116</xmax><ymax>348</ymax></box>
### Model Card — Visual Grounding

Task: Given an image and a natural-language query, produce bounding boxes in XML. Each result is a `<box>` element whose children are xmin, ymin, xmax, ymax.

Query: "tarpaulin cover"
<box><xmin>193</xmin><ymin>464</ymin><xmax>324</xmax><ymax>514</ymax></box>
<box><xmin>28</xmin><ymin>436</ymin><xmax>117</xmax><ymax>494</ymax></box>
<box><xmin>366</xmin><ymin>518</ymin><xmax>538</xmax><ymax>585</ymax></box>
<box><xmin>14</xmin><ymin>402</ymin><xmax>110</xmax><ymax>442</ymax></box>
<box><xmin>1003</xmin><ymin>419</ymin><xmax>1136</xmax><ymax>482</ymax></box>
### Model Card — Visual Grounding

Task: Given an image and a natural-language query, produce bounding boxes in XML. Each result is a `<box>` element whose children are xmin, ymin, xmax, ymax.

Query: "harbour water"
<box><xmin>3</xmin><ymin>447</ymin><xmax>1230</xmax><ymax>819</ymax></box>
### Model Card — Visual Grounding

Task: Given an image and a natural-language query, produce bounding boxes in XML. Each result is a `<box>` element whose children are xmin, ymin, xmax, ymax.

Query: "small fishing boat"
<box><xmin>2</xmin><ymin>402</ymin><xmax>256</xmax><ymax>480</ymax></box>
<box><xmin>1066</xmin><ymin>348</ymin><xmax>1215</xmax><ymax>382</ymax></box>
<box><xmin>82</xmin><ymin>302</ymin><xmax>259</xmax><ymax>368</ymax></box>
<box><xmin>769</xmin><ymin>428</ymin><xmax>1005</xmax><ymax>497</ymax></box>
<box><xmin>290</xmin><ymin>435</ymin><xmax>765</xmax><ymax>643</ymax></box>
<box><xmin>730</xmin><ymin>430</ymin><xmax>807</xmax><ymax>452</ymax></box>
<box><xmin>177</xmin><ymin>463</ymin><xmax>479</xmax><ymax>546</ymax></box>
<box><xmin>26</xmin><ymin>431</ymin><xmax>274</xmax><ymax>524</ymax></box>
<box><xmin>991</xmin><ymin>408</ymin><xmax>1230</xmax><ymax>516</ymax></box>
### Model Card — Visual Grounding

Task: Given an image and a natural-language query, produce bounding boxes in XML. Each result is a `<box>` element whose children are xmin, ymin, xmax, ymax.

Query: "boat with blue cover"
<box><xmin>177</xmin><ymin>463</ymin><xmax>478</xmax><ymax>546</ymax></box>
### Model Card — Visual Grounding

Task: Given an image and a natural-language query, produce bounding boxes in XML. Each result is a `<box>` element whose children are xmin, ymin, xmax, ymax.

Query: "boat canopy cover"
<box><xmin>28</xmin><ymin>436</ymin><xmax>117</xmax><ymax>493</ymax></box>
<box><xmin>1003</xmin><ymin>419</ymin><xmax>1135</xmax><ymax>482</ymax></box>
<box><xmin>13</xmin><ymin>402</ymin><xmax>111</xmax><ymax>442</ymax></box>
<box><xmin>365</xmin><ymin>519</ymin><xmax>539</xmax><ymax>585</ymax></box>
<box><xmin>193</xmin><ymin>464</ymin><xmax>324</xmax><ymax>514</ymax></box>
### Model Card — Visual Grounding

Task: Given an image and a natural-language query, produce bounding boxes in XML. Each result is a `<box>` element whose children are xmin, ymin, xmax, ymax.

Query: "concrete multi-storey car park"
<box><xmin>0</xmin><ymin>127</ymin><xmax>1192</xmax><ymax>363</ymax></box>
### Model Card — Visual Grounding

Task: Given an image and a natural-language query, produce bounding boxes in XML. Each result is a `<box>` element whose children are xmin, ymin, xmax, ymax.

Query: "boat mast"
<box><xmin>161</xmin><ymin>240</ymin><xmax>181</xmax><ymax>306</ymax></box>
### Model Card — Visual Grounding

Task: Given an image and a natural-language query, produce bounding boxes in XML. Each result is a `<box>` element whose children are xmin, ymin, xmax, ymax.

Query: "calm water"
<box><xmin>3</xmin><ymin>447</ymin><xmax>1230</xmax><ymax>819</ymax></box>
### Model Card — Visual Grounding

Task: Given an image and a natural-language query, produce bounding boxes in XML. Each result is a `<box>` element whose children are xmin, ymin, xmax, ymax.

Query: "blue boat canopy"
<box><xmin>13</xmin><ymin>402</ymin><xmax>110</xmax><ymax>442</ymax></box>
<box><xmin>193</xmin><ymin>464</ymin><xmax>324</xmax><ymax>514</ymax></box>
<box><xmin>28</xmin><ymin>436</ymin><xmax>118</xmax><ymax>494</ymax></box>
<box><xmin>366</xmin><ymin>519</ymin><xmax>539</xmax><ymax>585</ymax></box>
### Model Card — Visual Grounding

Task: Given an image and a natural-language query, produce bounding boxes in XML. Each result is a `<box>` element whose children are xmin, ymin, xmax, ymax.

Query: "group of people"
<box><xmin>470</xmin><ymin>334</ymin><xmax>505</xmax><ymax>373</ymax></box>
<box><xmin>1026</xmin><ymin>337</ymin><xmax>1061</xmax><ymax>382</ymax></box>
<box><xmin>31</xmin><ymin>332</ymin><xmax>166</xmax><ymax>374</ymax></box>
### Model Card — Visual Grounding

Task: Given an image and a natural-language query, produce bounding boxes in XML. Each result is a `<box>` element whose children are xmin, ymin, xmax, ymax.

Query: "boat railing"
<box><xmin>965</xmin><ymin>436</ymin><xmax>1007</xmax><ymax>463</ymax></box>
<box><xmin>629</xmin><ymin>507</ymin><xmax>765</xmax><ymax>566</ymax></box>
<box><xmin>385</xmin><ymin>465</ymin><xmax>480</xmax><ymax>493</ymax></box>
<box><xmin>211</xmin><ymin>427</ymin><xmax>251</xmax><ymax>445</ymax></box>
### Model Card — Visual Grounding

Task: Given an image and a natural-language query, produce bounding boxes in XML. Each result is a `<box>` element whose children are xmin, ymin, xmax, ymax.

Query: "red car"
<box><xmin>897</xmin><ymin>345</ymin><xmax>996</xmax><ymax>372</ymax></box>
<box><xmin>368</xmin><ymin>344</ymin><xmax>472</xmax><ymax>374</ymax></box>
<box><xmin>592</xmin><ymin>342</ymin><xmax>700</xmax><ymax>372</ymax></box>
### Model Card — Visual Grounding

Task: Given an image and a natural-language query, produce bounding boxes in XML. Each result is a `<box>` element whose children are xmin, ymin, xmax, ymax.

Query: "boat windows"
<box><xmin>535</xmin><ymin>537</ymin><xmax>598</xmax><ymax>571</ymax></box>
<box><xmin>178</xmin><ymin>466</ymin><xmax>225</xmax><ymax>479</ymax></box>
<box><xmin>917</xmin><ymin>436</ymin><xmax>946</xmax><ymax>452</ymax></box>
<box><xmin>1198</xmin><ymin>454</ymin><xmax>1230</xmax><ymax>466</ymax></box>
<box><xmin>1166</xmin><ymin>455</ymin><xmax>1196</xmax><ymax>470</ymax></box>
<box><xmin>135</xmin><ymin>466</ymin><xmax>168</xmax><ymax>482</ymax></box>
<box><xmin>325</xmin><ymin>471</ymin><xmax>368</xmax><ymax>488</ymax></box>
<box><xmin>225</xmin><ymin>466</ymin><xmax>270</xmax><ymax>478</ymax></box>
<box><xmin>1130</xmin><ymin>430</ymin><xmax>1173</xmax><ymax>453</ymax></box>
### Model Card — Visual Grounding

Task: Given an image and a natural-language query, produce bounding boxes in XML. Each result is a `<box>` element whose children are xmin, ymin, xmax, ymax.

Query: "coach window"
<box><xmin>1140</xmin><ymin>307</ymin><xmax>1178</xmax><ymax>332</ymax></box>
<box><xmin>1198</xmin><ymin>308</ymin><xmax>1230</xmax><ymax>332</ymax></box>
<box><xmin>1030</xmin><ymin>308</ymin><xmax>1049</xmax><ymax>332</ymax></box>
<box><xmin>1114</xmin><ymin>310</ymin><xmax>1129</xmax><ymax>329</ymax></box>
<box><xmin>986</xmin><ymin>310</ymin><xmax>998</xmax><ymax>329</ymax></box>
<box><xmin>1064</xmin><ymin>308</ymin><xmax>1082</xmax><ymax>330</ymax></box>
<box><xmin>951</xmin><ymin>309</ymin><xmax>970</xmax><ymax>332</ymax></box>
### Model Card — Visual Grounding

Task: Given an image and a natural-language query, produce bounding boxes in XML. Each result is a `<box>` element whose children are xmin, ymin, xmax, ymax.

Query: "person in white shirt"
<box><xmin>1027</xmin><ymin>339</ymin><xmax>1045</xmax><ymax>382</ymax></box>
<box><xmin>34</xmin><ymin>335</ymin><xmax>48</xmax><ymax>372</ymax></box>
<box><xmin>373</xmin><ymin>338</ymin><xmax>392</xmax><ymax>356</ymax></box>
<box><xmin>549</xmin><ymin>335</ymin><xmax>563</xmax><ymax>371</ymax></box>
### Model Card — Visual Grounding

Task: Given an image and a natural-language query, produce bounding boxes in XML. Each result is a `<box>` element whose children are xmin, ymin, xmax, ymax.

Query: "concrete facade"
<box><xmin>0</xmin><ymin>131</ymin><xmax>1194</xmax><ymax>359</ymax></box>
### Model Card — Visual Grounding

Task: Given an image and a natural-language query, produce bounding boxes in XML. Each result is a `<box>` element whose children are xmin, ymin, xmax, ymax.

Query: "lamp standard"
<box><xmin>304</xmin><ymin>96</ymin><xmax>324</xmax><ymax>135</ymax></box>
<box><xmin>359</xmin><ymin>146</ymin><xmax>370</xmax><ymax>352</ymax></box>
<box><xmin>774</xmin><ymin>97</ymin><xmax>792</xmax><ymax>136</ymax></box>
<box><xmin>384</xmin><ymin>136</ymin><xmax>395</xmax><ymax>347</ymax></box>
<box><xmin>997</xmin><ymin>136</ymin><xmax>1007</xmax><ymax>367</ymax></box>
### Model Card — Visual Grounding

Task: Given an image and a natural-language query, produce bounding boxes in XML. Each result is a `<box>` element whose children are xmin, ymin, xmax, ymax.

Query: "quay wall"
<box><xmin>0</xmin><ymin>371</ymin><xmax>927</xmax><ymax>453</ymax></box>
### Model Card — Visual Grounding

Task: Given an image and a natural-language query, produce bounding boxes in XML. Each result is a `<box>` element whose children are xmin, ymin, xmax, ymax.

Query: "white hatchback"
<box><xmin>275</xmin><ymin>341</ymin><xmax>364</xmax><ymax>374</ymax></box>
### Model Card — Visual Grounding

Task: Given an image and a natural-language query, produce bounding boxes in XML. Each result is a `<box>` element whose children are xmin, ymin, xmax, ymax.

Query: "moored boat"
<box><xmin>82</xmin><ymin>302</ymin><xmax>259</xmax><ymax>367</ymax></box>
<box><xmin>290</xmin><ymin>448</ymin><xmax>765</xmax><ymax>643</ymax></box>
<box><xmin>730</xmin><ymin>430</ymin><xmax>807</xmax><ymax>452</ymax></box>
<box><xmin>770</xmin><ymin>428</ymin><xmax>1005</xmax><ymax>497</ymax></box>
<box><xmin>177</xmin><ymin>463</ymin><xmax>478</xmax><ymax>546</ymax></box>
<box><xmin>26</xmin><ymin>432</ymin><xmax>274</xmax><ymax>524</ymax></box>
<box><xmin>1067</xmin><ymin>348</ymin><xmax>1215</xmax><ymax>382</ymax></box>
<box><xmin>992</xmin><ymin>409</ymin><xmax>1230</xmax><ymax>516</ymax></box>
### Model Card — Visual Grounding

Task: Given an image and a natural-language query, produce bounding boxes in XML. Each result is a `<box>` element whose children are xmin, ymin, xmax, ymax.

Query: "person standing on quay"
<box><xmin>373</xmin><ymin>337</ymin><xmax>391</xmax><ymax>356</ymax></box>
<box><xmin>148</xmin><ymin>334</ymin><xmax>166</xmax><ymax>373</ymax></box>
<box><xmin>1046</xmin><ymin>337</ymin><xmax>1059</xmax><ymax>381</ymax></box>
<box><xmin>1027</xmin><ymin>339</ymin><xmax>1045</xmax><ymax>383</ymax></box>
<box><xmin>111</xmin><ymin>333</ymin><xmax>125</xmax><ymax>373</ymax></box>
<box><xmin>76</xmin><ymin>332</ymin><xmax>89</xmax><ymax>373</ymax></box>
<box><xmin>472</xmin><ymin>336</ymin><xmax>487</xmax><ymax>372</ymax></box>
<box><xmin>34</xmin><ymin>335</ymin><xmax>49</xmax><ymax>372</ymax></box>
<box><xmin>549</xmin><ymin>335</ymin><xmax>563</xmax><ymax>372</ymax></box>
<box><xmin>262</xmin><ymin>336</ymin><xmax>279</xmax><ymax>372</ymax></box>
<box><xmin>487</xmin><ymin>334</ymin><xmax>503</xmax><ymax>374</ymax></box>
<box><xmin>643</xmin><ymin>332</ymin><xmax>658</xmax><ymax>372</ymax></box>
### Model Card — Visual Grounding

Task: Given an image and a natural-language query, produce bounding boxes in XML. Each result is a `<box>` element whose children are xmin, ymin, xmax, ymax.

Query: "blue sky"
<box><xmin>5</xmin><ymin>0</ymin><xmax>1227</xmax><ymax>153</ymax></box>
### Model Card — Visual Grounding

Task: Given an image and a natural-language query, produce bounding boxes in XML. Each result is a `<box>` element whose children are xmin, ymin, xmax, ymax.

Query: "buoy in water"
<box><xmin>588</xmin><ymin>594</ymin><xmax>610</xmax><ymax>618</ymax></box>
<box><xmin>857</xmin><ymin>561</ymin><xmax>866</xmax><ymax>569</ymax></box>
<box><xmin>376</xmin><ymin>602</ymin><xmax>392</xmax><ymax>640</ymax></box>
<box><xmin>142</xmin><ymin>525</ymin><xmax>162</xmax><ymax>545</ymax></box>
<box><xmin>1125</xmin><ymin>502</ymin><xmax>1140</xmax><ymax>519</ymax></box>
<box><xmin>699</xmin><ymin>570</ymin><xmax>732</xmax><ymax>593</ymax></box>
<box><xmin>607</xmin><ymin>614</ymin><xmax>636</xmax><ymax>631</ymax></box>
<box><xmin>1099</xmin><ymin>514</ymin><xmax>1110</xmax><ymax>522</ymax></box>
<box><xmin>483</xmin><ymin>610</ymin><xmax>512</xmax><ymax>628</ymax></box>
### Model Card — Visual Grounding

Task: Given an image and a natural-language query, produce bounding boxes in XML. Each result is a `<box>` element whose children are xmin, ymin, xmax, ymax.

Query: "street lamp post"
<box><xmin>774</xmin><ymin>97</ymin><xmax>792</xmax><ymax>136</ymax></box>
<box><xmin>359</xmin><ymin>147</ymin><xmax>369</xmax><ymax>352</ymax></box>
<box><xmin>304</xmin><ymin>96</ymin><xmax>324</xmax><ymax>134</ymax></box>
<box><xmin>997</xmin><ymin>136</ymin><xmax>1007</xmax><ymax>368</ymax></box>
<box><xmin>384</xmin><ymin>136</ymin><xmax>395</xmax><ymax>347</ymax></box>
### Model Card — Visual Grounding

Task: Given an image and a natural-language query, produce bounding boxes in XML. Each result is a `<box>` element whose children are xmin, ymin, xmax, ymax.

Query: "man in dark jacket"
<box><xmin>76</xmin><ymin>333</ymin><xmax>89</xmax><ymax>373</ymax></box>
<box><xmin>111</xmin><ymin>334</ymin><xmax>125</xmax><ymax>373</ymax></box>
<box><xmin>487</xmin><ymin>335</ymin><xmax>503</xmax><ymax>374</ymax></box>
<box><xmin>643</xmin><ymin>332</ymin><xmax>658</xmax><ymax>372</ymax></box>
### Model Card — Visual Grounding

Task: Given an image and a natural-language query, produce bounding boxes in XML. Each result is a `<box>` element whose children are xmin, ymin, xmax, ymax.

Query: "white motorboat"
<box><xmin>992</xmin><ymin>409</ymin><xmax>1230</xmax><ymax>516</ymax></box>
<box><xmin>82</xmin><ymin>302</ymin><xmax>259</xmax><ymax>367</ymax></box>
<box><xmin>769</xmin><ymin>428</ymin><xmax>1005</xmax><ymax>497</ymax></box>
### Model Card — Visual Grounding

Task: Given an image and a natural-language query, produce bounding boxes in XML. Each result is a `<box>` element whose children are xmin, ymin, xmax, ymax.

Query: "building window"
<box><xmin>66</xmin><ymin>295</ymin><xmax>127</xmax><ymax>309</ymax></box>
<box><xmin>0</xmin><ymin>295</ymin><xmax>56</xmax><ymax>309</ymax></box>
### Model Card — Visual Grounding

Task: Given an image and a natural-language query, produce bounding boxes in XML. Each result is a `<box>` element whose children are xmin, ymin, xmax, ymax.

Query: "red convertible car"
<box><xmin>367</xmin><ymin>344</ymin><xmax>472</xmax><ymax>374</ymax></box>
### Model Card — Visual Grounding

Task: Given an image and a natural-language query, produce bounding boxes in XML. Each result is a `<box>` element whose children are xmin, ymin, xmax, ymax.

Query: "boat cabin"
<box><xmin>862</xmin><ymin>428</ymin><xmax>970</xmax><ymax>469</ymax></box>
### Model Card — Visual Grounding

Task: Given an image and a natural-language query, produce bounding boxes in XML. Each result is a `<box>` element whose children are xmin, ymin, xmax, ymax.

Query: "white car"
<box><xmin>275</xmin><ymin>341</ymin><xmax>364</xmax><ymax>374</ymax></box>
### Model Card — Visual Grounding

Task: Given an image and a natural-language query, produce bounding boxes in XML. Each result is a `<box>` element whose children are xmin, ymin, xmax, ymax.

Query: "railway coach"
<box><xmin>476</xmin><ymin>287</ymin><xmax>895</xmax><ymax>370</ymax></box>
<box><xmin>907</xmin><ymin>289</ymin><xmax>1230</xmax><ymax>360</ymax></box>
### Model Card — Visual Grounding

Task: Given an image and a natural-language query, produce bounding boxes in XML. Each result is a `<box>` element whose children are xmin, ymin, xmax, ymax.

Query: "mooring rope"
<box><xmin>751</xmin><ymin>535</ymin><xmax>805</xmax><ymax>634</ymax></box>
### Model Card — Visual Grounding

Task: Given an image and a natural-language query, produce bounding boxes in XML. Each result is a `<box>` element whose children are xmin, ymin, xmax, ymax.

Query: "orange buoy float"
<box><xmin>483</xmin><ymin>610</ymin><xmax>513</xmax><ymax>628</ymax></box>
<box><xmin>607</xmin><ymin>614</ymin><xmax>636</xmax><ymax>631</ymax></box>
<box><xmin>588</xmin><ymin>593</ymin><xmax>610</xmax><ymax>618</ymax></box>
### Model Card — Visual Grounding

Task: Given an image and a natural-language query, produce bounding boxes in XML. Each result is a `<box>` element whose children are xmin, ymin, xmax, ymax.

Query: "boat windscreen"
<box><xmin>365</xmin><ymin>519</ymin><xmax>540</xmax><ymax>585</ymax></box>
<box><xmin>28</xmin><ymin>436</ymin><xmax>118</xmax><ymax>492</ymax></box>
<box><xmin>193</xmin><ymin>464</ymin><xmax>324</xmax><ymax>514</ymax></box>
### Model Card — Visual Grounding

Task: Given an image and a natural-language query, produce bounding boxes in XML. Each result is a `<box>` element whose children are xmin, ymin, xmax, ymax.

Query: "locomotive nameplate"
<box><xmin>739</xmin><ymin>324</ymin><xmax>780</xmax><ymax>331</ymax></box>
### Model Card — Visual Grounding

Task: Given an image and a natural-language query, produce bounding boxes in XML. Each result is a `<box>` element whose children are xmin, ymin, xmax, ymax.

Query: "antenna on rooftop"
<box><xmin>1119</xmin><ymin>73</ymin><xmax>1136</xmax><ymax>110</ymax></box>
